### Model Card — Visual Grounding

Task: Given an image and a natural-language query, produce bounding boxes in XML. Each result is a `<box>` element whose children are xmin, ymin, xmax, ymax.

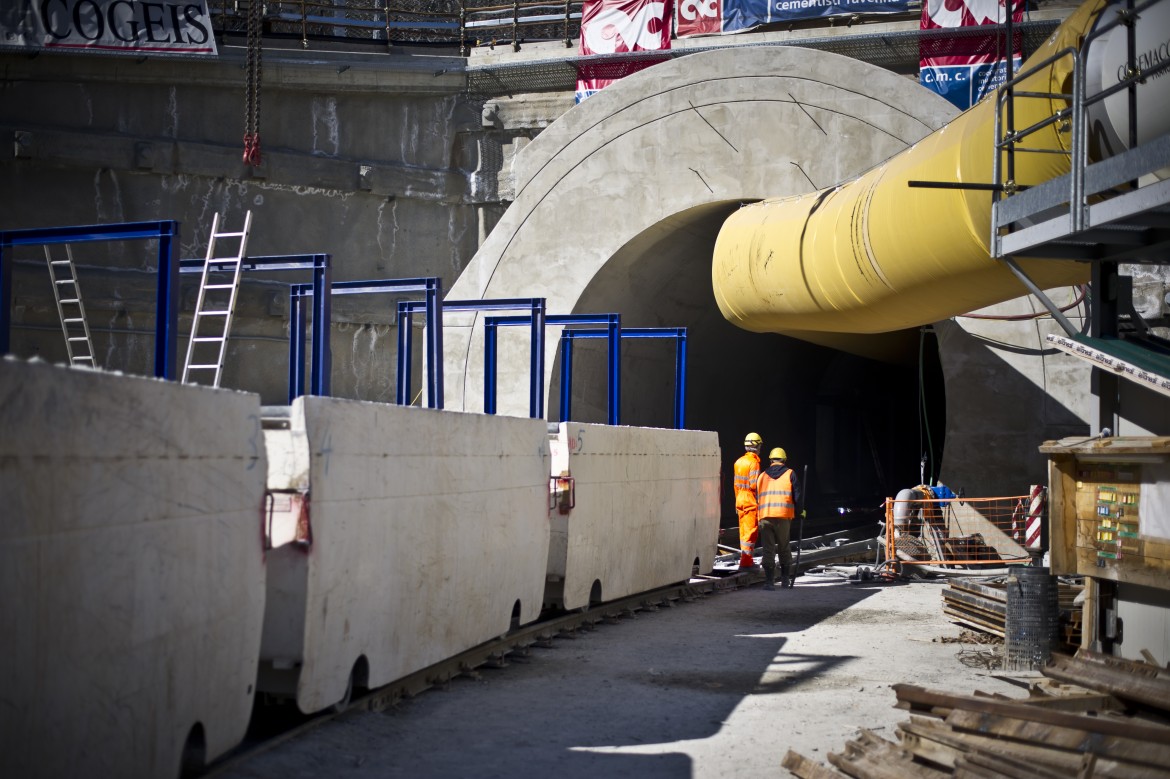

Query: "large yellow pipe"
<box><xmin>712</xmin><ymin>0</ymin><xmax>1105</xmax><ymax>338</ymax></box>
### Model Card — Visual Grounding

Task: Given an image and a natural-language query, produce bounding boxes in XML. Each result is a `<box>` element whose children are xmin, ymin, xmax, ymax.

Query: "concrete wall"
<box><xmin>0</xmin><ymin>47</ymin><xmax>509</xmax><ymax>403</ymax></box>
<box><xmin>259</xmin><ymin>397</ymin><xmax>551</xmax><ymax>714</ymax></box>
<box><xmin>547</xmin><ymin>423</ymin><xmax>720</xmax><ymax>609</ymax></box>
<box><xmin>1115</xmin><ymin>583</ymin><xmax>1170</xmax><ymax>666</ymax></box>
<box><xmin>938</xmin><ymin>280</ymin><xmax>1170</xmax><ymax>499</ymax></box>
<box><xmin>0</xmin><ymin>357</ymin><xmax>267</xmax><ymax>778</ymax></box>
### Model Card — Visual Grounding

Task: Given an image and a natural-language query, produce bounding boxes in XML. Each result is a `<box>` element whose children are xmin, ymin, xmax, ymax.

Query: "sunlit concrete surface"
<box><xmin>258</xmin><ymin>398</ymin><xmax>552</xmax><ymax>714</ymax></box>
<box><xmin>547</xmin><ymin>423</ymin><xmax>720</xmax><ymax>609</ymax></box>
<box><xmin>215</xmin><ymin>575</ymin><xmax>1026</xmax><ymax>779</ymax></box>
<box><xmin>444</xmin><ymin>45</ymin><xmax>959</xmax><ymax>418</ymax></box>
<box><xmin>0</xmin><ymin>357</ymin><xmax>267</xmax><ymax>779</ymax></box>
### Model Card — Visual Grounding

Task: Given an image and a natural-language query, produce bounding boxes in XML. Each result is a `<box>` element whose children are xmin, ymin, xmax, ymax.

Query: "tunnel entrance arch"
<box><xmin>446</xmin><ymin>45</ymin><xmax>957</xmax><ymax>524</ymax></box>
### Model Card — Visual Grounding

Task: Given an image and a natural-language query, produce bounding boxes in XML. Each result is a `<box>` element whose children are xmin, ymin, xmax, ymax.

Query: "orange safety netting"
<box><xmin>884</xmin><ymin>490</ymin><xmax>1044</xmax><ymax>569</ymax></box>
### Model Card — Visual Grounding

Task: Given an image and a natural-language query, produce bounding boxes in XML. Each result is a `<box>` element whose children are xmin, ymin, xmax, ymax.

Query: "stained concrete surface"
<box><xmin>217</xmin><ymin>573</ymin><xmax>1022</xmax><ymax>778</ymax></box>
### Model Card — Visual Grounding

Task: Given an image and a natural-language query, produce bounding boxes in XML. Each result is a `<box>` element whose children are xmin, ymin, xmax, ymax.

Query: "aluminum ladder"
<box><xmin>44</xmin><ymin>244</ymin><xmax>95</xmax><ymax>368</ymax></box>
<box><xmin>181</xmin><ymin>210</ymin><xmax>252</xmax><ymax>387</ymax></box>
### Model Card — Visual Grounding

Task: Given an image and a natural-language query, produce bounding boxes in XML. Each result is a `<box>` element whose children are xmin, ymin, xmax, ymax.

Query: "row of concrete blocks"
<box><xmin>0</xmin><ymin>356</ymin><xmax>720</xmax><ymax>778</ymax></box>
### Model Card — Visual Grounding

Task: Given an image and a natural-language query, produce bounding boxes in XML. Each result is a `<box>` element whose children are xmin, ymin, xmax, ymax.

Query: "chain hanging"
<box><xmin>242</xmin><ymin>0</ymin><xmax>264</xmax><ymax>167</ymax></box>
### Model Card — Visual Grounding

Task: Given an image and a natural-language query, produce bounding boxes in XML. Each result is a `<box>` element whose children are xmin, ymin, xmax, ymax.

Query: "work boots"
<box><xmin>780</xmin><ymin>565</ymin><xmax>791</xmax><ymax>588</ymax></box>
<box><xmin>763</xmin><ymin>569</ymin><xmax>776</xmax><ymax>591</ymax></box>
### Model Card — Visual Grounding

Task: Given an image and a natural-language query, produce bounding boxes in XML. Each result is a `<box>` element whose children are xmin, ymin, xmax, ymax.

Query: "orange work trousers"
<box><xmin>737</xmin><ymin>506</ymin><xmax>758</xmax><ymax>566</ymax></box>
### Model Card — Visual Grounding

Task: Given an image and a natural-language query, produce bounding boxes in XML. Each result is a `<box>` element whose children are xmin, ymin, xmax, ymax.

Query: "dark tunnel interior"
<box><xmin>554</xmin><ymin>202</ymin><xmax>947</xmax><ymax>531</ymax></box>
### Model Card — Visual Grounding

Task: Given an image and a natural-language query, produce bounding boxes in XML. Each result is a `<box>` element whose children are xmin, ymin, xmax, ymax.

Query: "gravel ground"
<box><xmin>217</xmin><ymin>570</ymin><xmax>1023</xmax><ymax>779</ymax></box>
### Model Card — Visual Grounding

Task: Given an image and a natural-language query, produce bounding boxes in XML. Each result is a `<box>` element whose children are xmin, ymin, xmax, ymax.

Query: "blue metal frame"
<box><xmin>179</xmin><ymin>254</ymin><xmax>333</xmax><ymax>403</ymax></box>
<box><xmin>1</xmin><ymin>221</ymin><xmax>180</xmax><ymax>378</ymax></box>
<box><xmin>560</xmin><ymin>327</ymin><xmax>687</xmax><ymax>429</ymax></box>
<box><xmin>290</xmin><ymin>277</ymin><xmax>442</xmax><ymax>406</ymax></box>
<box><xmin>484</xmin><ymin>313</ymin><xmax>622</xmax><ymax>426</ymax></box>
<box><xmin>398</xmin><ymin>298</ymin><xmax>546</xmax><ymax>417</ymax></box>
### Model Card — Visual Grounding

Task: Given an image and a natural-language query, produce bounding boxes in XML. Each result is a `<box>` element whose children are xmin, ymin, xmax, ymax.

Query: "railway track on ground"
<box><xmin>203</xmin><ymin>569</ymin><xmax>760</xmax><ymax>776</ymax></box>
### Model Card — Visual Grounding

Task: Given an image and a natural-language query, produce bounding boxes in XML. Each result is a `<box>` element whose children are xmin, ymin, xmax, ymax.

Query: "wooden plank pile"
<box><xmin>783</xmin><ymin>650</ymin><xmax>1170</xmax><ymax>778</ymax></box>
<box><xmin>940</xmin><ymin>577</ymin><xmax>1083</xmax><ymax>650</ymax></box>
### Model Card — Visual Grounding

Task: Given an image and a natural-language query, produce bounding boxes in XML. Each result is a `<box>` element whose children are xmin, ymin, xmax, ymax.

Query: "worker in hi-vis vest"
<box><xmin>757</xmin><ymin>447</ymin><xmax>804</xmax><ymax>590</ymax></box>
<box><xmin>732</xmin><ymin>433</ymin><xmax>763</xmax><ymax>570</ymax></box>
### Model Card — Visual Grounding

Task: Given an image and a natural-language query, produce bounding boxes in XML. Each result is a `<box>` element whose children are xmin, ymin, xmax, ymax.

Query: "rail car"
<box><xmin>0</xmin><ymin>355</ymin><xmax>720</xmax><ymax>778</ymax></box>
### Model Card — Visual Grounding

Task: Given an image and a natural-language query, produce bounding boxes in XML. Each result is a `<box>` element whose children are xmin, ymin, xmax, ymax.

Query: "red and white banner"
<box><xmin>576</xmin><ymin>0</ymin><xmax>672</xmax><ymax>102</ymax></box>
<box><xmin>676</xmin><ymin>0</ymin><xmax>721</xmax><ymax>37</ymax></box>
<box><xmin>919</xmin><ymin>0</ymin><xmax>1023</xmax><ymax>111</ymax></box>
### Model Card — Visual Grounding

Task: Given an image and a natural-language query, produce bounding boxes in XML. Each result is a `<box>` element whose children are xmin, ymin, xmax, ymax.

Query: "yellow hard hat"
<box><xmin>744</xmin><ymin>432</ymin><xmax>763</xmax><ymax>448</ymax></box>
<box><xmin>768</xmin><ymin>447</ymin><xmax>787</xmax><ymax>461</ymax></box>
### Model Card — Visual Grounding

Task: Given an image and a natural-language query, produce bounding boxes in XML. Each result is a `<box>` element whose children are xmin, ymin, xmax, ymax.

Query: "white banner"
<box><xmin>1</xmin><ymin>0</ymin><xmax>218</xmax><ymax>55</ymax></box>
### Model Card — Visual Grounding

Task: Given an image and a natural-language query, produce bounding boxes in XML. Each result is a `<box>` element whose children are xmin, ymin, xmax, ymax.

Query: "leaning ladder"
<box><xmin>44</xmin><ymin>244</ymin><xmax>96</xmax><ymax>368</ymax></box>
<box><xmin>181</xmin><ymin>210</ymin><xmax>253</xmax><ymax>387</ymax></box>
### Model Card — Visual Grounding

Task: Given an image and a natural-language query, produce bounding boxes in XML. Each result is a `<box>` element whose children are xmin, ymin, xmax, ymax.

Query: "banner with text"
<box><xmin>919</xmin><ymin>0</ymin><xmax>1023</xmax><ymax>111</ymax></box>
<box><xmin>577</xmin><ymin>0</ymin><xmax>672</xmax><ymax>102</ymax></box>
<box><xmin>1</xmin><ymin>0</ymin><xmax>218</xmax><ymax>55</ymax></box>
<box><xmin>678</xmin><ymin>0</ymin><xmax>910</xmax><ymax>37</ymax></box>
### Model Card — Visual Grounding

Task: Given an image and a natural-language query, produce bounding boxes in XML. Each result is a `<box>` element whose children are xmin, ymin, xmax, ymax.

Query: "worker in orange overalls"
<box><xmin>733</xmin><ymin>433</ymin><xmax>763</xmax><ymax>570</ymax></box>
<box><xmin>757</xmin><ymin>447</ymin><xmax>803</xmax><ymax>590</ymax></box>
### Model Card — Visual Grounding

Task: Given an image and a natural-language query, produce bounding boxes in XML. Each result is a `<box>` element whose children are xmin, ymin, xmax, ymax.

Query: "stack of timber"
<box><xmin>782</xmin><ymin>650</ymin><xmax>1170</xmax><ymax>778</ymax></box>
<box><xmin>941</xmin><ymin>577</ymin><xmax>1083</xmax><ymax>649</ymax></box>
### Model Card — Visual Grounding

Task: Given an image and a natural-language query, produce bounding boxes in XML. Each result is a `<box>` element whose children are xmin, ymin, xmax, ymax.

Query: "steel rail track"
<box><xmin>203</xmin><ymin>570</ymin><xmax>759</xmax><ymax>776</ymax></box>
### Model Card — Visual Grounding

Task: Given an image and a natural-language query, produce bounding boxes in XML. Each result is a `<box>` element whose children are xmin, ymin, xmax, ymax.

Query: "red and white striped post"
<box><xmin>1025</xmin><ymin>484</ymin><xmax>1046</xmax><ymax>551</ymax></box>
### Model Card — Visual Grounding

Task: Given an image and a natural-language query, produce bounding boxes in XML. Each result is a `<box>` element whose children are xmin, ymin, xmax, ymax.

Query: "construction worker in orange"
<box><xmin>757</xmin><ymin>447</ymin><xmax>803</xmax><ymax>590</ymax></box>
<box><xmin>733</xmin><ymin>433</ymin><xmax>763</xmax><ymax>570</ymax></box>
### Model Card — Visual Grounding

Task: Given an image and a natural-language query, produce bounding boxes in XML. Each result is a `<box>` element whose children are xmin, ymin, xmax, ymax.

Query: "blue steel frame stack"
<box><xmin>0</xmin><ymin>221</ymin><xmax>181</xmax><ymax>378</ymax></box>
<box><xmin>2</xmin><ymin>223</ymin><xmax>689</xmax><ymax>428</ymax></box>
<box><xmin>288</xmin><ymin>278</ymin><xmax>443</xmax><ymax>405</ymax></box>
<box><xmin>559</xmin><ymin>326</ymin><xmax>687</xmax><ymax>429</ymax></box>
<box><xmin>484</xmin><ymin>313</ymin><xmax>622</xmax><ymax>425</ymax></box>
<box><xmin>178</xmin><ymin>254</ymin><xmax>333</xmax><ymax>398</ymax></box>
<box><xmin>397</xmin><ymin>298</ymin><xmax>547</xmax><ymax>416</ymax></box>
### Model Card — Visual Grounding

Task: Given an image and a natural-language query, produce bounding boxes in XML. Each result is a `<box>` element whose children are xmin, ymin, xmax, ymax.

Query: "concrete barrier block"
<box><xmin>259</xmin><ymin>398</ymin><xmax>551</xmax><ymax>713</ymax></box>
<box><xmin>547</xmin><ymin>423</ymin><xmax>720</xmax><ymax>610</ymax></box>
<box><xmin>0</xmin><ymin>358</ymin><xmax>268</xmax><ymax>779</ymax></box>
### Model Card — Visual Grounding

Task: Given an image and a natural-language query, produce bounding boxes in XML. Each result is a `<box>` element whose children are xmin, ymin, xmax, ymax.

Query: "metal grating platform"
<box><xmin>995</xmin><ymin>133</ymin><xmax>1170</xmax><ymax>264</ymax></box>
<box><xmin>466</xmin><ymin>21</ymin><xmax>1061</xmax><ymax>96</ymax></box>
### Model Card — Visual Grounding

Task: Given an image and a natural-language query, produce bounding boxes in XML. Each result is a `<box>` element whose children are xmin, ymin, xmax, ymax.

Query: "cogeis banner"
<box><xmin>919</xmin><ymin>0</ymin><xmax>1023</xmax><ymax>111</ymax></box>
<box><xmin>678</xmin><ymin>0</ymin><xmax>910</xmax><ymax>37</ymax></box>
<box><xmin>1</xmin><ymin>0</ymin><xmax>218</xmax><ymax>55</ymax></box>
<box><xmin>577</xmin><ymin>0</ymin><xmax>672</xmax><ymax>102</ymax></box>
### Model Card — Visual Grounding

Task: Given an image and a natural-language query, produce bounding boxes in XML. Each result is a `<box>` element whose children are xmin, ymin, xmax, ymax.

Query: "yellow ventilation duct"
<box><xmin>712</xmin><ymin>0</ymin><xmax>1107</xmax><ymax>339</ymax></box>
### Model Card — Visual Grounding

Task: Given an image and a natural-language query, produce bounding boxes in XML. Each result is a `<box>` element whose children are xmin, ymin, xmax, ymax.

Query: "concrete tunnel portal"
<box><xmin>444</xmin><ymin>46</ymin><xmax>960</xmax><ymax>526</ymax></box>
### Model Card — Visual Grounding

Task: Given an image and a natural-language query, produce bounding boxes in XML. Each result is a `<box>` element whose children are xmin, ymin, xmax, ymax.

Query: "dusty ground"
<box><xmin>217</xmin><ymin>570</ymin><xmax>1025</xmax><ymax>779</ymax></box>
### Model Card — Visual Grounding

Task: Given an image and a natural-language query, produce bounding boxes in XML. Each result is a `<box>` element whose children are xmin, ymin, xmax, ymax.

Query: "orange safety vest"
<box><xmin>733</xmin><ymin>451</ymin><xmax>760</xmax><ymax>511</ymax></box>
<box><xmin>757</xmin><ymin>467</ymin><xmax>795</xmax><ymax>520</ymax></box>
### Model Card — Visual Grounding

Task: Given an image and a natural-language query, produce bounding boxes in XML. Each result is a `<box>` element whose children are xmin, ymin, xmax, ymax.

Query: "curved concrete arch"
<box><xmin>446</xmin><ymin>45</ymin><xmax>959</xmax><ymax>417</ymax></box>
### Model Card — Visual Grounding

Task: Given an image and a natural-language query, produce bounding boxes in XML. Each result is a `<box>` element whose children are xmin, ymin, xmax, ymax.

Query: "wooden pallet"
<box><xmin>783</xmin><ymin>652</ymin><xmax>1170</xmax><ymax>779</ymax></box>
<box><xmin>940</xmin><ymin>577</ymin><xmax>1083</xmax><ymax>649</ymax></box>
